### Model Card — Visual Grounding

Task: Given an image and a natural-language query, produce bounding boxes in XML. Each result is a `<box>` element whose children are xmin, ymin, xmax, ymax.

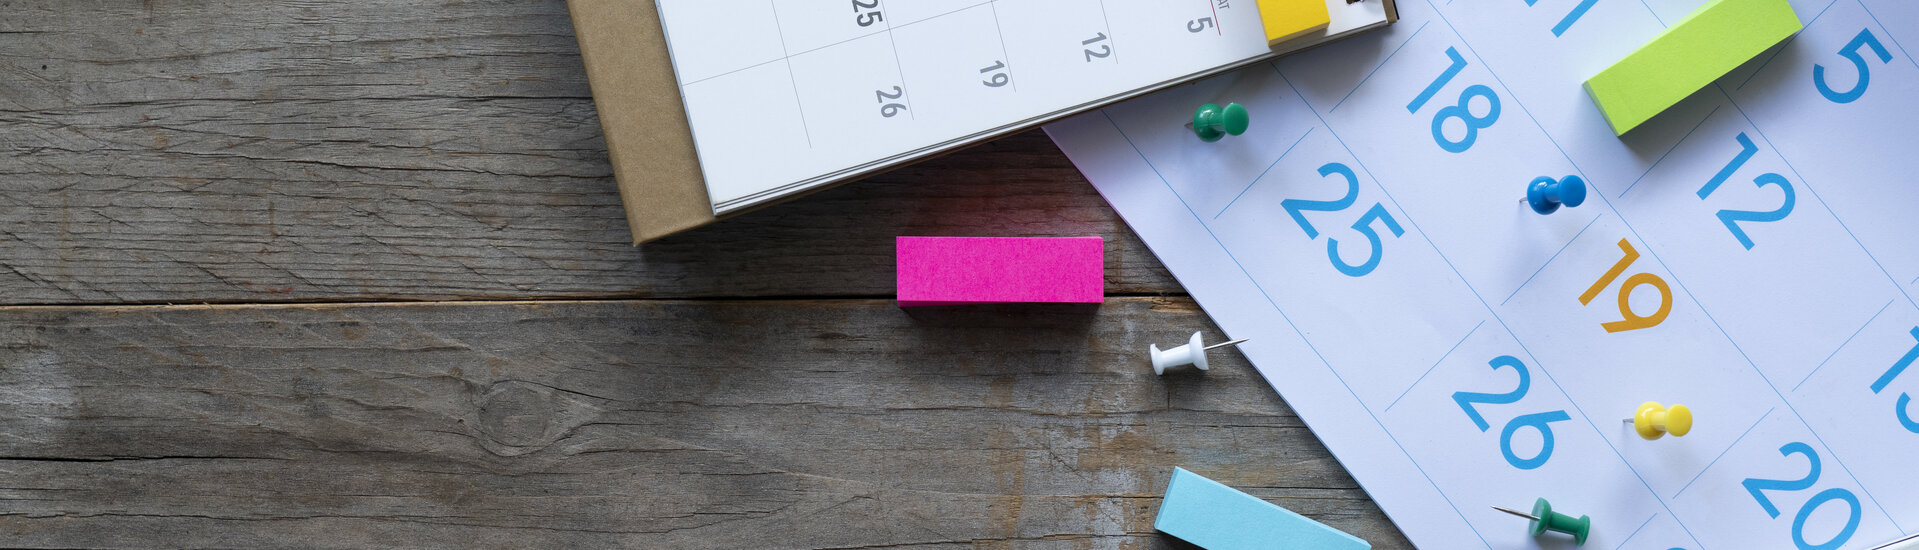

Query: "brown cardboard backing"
<box><xmin>567</xmin><ymin>0</ymin><xmax>713</xmax><ymax>244</ymax></box>
<box><xmin>567</xmin><ymin>0</ymin><xmax>1397</xmax><ymax>244</ymax></box>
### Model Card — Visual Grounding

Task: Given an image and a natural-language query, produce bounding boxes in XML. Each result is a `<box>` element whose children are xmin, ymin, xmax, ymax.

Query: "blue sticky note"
<box><xmin>1155</xmin><ymin>467</ymin><xmax>1371</xmax><ymax>550</ymax></box>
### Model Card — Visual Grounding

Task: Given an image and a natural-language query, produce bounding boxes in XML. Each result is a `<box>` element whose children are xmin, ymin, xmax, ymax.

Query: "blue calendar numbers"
<box><xmin>1814</xmin><ymin>29</ymin><xmax>1894</xmax><ymax>105</ymax></box>
<box><xmin>1282</xmin><ymin>163</ymin><xmax>1361</xmax><ymax>239</ymax></box>
<box><xmin>1282</xmin><ymin>163</ymin><xmax>1405</xmax><ymax>277</ymax></box>
<box><xmin>1431</xmin><ymin>85</ymin><xmax>1501</xmax><ymax>154</ymax></box>
<box><xmin>1407</xmin><ymin>47</ymin><xmax>1500</xmax><ymax>154</ymax></box>
<box><xmin>1452</xmin><ymin>354</ymin><xmax>1530</xmax><ymax>431</ymax></box>
<box><xmin>1742</xmin><ymin>442</ymin><xmax>1862</xmax><ymax>550</ymax></box>
<box><xmin>1525</xmin><ymin>0</ymin><xmax>1598</xmax><ymax>37</ymax></box>
<box><xmin>1332</xmin><ymin>204</ymin><xmax>1407</xmax><ymax>277</ymax></box>
<box><xmin>1698</xmin><ymin>133</ymin><xmax>1795</xmax><ymax>250</ymax></box>
<box><xmin>1868</xmin><ymin>326</ymin><xmax>1919</xmax><ymax>433</ymax></box>
<box><xmin>1452</xmin><ymin>355</ymin><xmax>1570</xmax><ymax>470</ymax></box>
<box><xmin>1716</xmin><ymin>173</ymin><xmax>1796</xmax><ymax>250</ymax></box>
<box><xmin>1502</xmin><ymin>410</ymin><xmax>1572</xmax><ymax>470</ymax></box>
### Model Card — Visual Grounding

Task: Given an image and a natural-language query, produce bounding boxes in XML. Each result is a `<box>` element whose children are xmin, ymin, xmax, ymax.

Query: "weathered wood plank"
<box><xmin>0</xmin><ymin>0</ymin><xmax>1177</xmax><ymax>305</ymax></box>
<box><xmin>0</xmin><ymin>297</ymin><xmax>1411</xmax><ymax>548</ymax></box>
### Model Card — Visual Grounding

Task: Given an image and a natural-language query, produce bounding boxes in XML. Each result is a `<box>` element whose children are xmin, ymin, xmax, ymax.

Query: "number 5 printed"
<box><xmin>1814</xmin><ymin>29</ymin><xmax>1893</xmax><ymax>104</ymax></box>
<box><xmin>1282</xmin><ymin>163</ymin><xmax>1406</xmax><ymax>277</ymax></box>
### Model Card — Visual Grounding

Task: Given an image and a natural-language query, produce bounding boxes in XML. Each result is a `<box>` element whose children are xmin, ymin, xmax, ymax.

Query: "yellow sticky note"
<box><xmin>1583</xmin><ymin>0</ymin><xmax>1802</xmax><ymax>135</ymax></box>
<box><xmin>1257</xmin><ymin>0</ymin><xmax>1332</xmax><ymax>47</ymax></box>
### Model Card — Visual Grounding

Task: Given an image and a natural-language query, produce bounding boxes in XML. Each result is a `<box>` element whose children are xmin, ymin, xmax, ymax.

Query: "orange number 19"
<box><xmin>1579</xmin><ymin>239</ymin><xmax>1672</xmax><ymax>333</ymax></box>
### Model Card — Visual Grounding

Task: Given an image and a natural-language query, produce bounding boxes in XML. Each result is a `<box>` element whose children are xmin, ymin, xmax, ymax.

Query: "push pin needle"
<box><xmin>1204</xmin><ymin>338</ymin><xmax>1250</xmax><ymax>351</ymax></box>
<box><xmin>1491</xmin><ymin>506</ymin><xmax>1539</xmax><ymax>521</ymax></box>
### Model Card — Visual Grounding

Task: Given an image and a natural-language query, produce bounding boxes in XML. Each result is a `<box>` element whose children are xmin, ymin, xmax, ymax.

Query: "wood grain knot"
<box><xmin>471</xmin><ymin>380</ymin><xmax>595</xmax><ymax>456</ymax></box>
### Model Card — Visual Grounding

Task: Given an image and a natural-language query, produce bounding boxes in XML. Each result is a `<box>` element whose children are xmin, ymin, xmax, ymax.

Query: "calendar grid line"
<box><xmin>1616</xmin><ymin>512</ymin><xmax>1661</xmax><ymax>550</ymax></box>
<box><xmin>1283</xmin><ymin>4</ymin><xmax>1895</xmax><ymax>539</ymax></box>
<box><xmin>1857</xmin><ymin>0</ymin><xmax>1918</xmax><ymax>71</ymax></box>
<box><xmin>879</xmin><ymin>4</ymin><xmax>916</xmax><ymax>120</ymax></box>
<box><xmin>680</xmin><ymin>1</ymin><xmax>995</xmax><ymax>89</ymax></box>
<box><xmin>1273</xmin><ymin>63</ymin><xmax>1709</xmax><ymax>550</ymax></box>
<box><xmin>1618</xmin><ymin>104</ymin><xmax>1722</xmax><ymax>198</ymax></box>
<box><xmin>1795</xmin><ymin>298</ymin><xmax>1895</xmax><ymax>393</ymax></box>
<box><xmin>1329</xmin><ymin>20</ymin><xmax>1430</xmax><ymax>114</ymax></box>
<box><xmin>1618</xmin><ymin>222</ymin><xmax>1903</xmax><ymax>531</ymax></box>
<box><xmin>1702</xmin><ymin>77</ymin><xmax>1919</xmax><ymax>534</ymax></box>
<box><xmin>1734</xmin><ymin>0</ymin><xmax>1843</xmax><ymax>91</ymax></box>
<box><xmin>1710</xmin><ymin>83</ymin><xmax>1919</xmax><ymax>311</ymax></box>
<box><xmin>1215</xmin><ymin>127</ymin><xmax>1311</xmax><ymax>219</ymax></box>
<box><xmin>1553</xmin><ymin>114</ymin><xmax>1900</xmax><ymax>544</ymax></box>
<box><xmin>1095</xmin><ymin>0</ymin><xmax>1118</xmax><ymax>63</ymax></box>
<box><xmin>1053</xmin><ymin>1</ymin><xmax>1919</xmax><ymax>547</ymax></box>
<box><xmin>1673</xmin><ymin>409</ymin><xmax>1774</xmax><ymax>500</ymax></box>
<box><xmin>1424</xmin><ymin>13</ymin><xmax>1919</xmax><ymax>506</ymax></box>
<box><xmin>767</xmin><ymin>0</ymin><xmax>815</xmax><ymax>147</ymax></box>
<box><xmin>1385</xmin><ymin>320</ymin><xmax>1484</xmax><ymax>413</ymax></box>
<box><xmin>1415</xmin><ymin>12</ymin><xmax>1907</xmax><ymax>526</ymax></box>
<box><xmin>1205</xmin><ymin>0</ymin><xmax>1221</xmax><ymax>35</ymax></box>
<box><xmin>1103</xmin><ymin>108</ymin><xmax>1499</xmax><ymax>550</ymax></box>
<box><xmin>1638</xmin><ymin>0</ymin><xmax>1667</xmax><ymax>28</ymax></box>
<box><xmin>984</xmin><ymin>1</ymin><xmax>1019</xmax><ymax>92</ymax></box>
<box><xmin>1498</xmin><ymin>212</ymin><xmax>1601</xmax><ymax>306</ymax></box>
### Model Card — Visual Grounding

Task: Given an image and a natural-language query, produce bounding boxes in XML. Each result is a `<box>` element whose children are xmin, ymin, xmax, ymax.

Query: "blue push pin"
<box><xmin>1526</xmin><ymin>175</ymin><xmax>1586</xmax><ymax>214</ymax></box>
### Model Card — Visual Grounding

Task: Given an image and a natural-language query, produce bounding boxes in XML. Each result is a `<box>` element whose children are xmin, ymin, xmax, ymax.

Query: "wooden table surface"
<box><xmin>0</xmin><ymin>1</ymin><xmax>1414</xmax><ymax>548</ymax></box>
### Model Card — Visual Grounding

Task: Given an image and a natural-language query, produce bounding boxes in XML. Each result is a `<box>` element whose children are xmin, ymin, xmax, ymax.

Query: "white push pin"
<box><xmin>1150</xmin><ymin>331</ymin><xmax>1248</xmax><ymax>375</ymax></box>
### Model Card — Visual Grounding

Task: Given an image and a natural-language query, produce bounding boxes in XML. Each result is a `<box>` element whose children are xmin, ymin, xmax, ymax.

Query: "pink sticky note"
<box><xmin>897</xmin><ymin>236</ymin><xmax>1104</xmax><ymax>306</ymax></box>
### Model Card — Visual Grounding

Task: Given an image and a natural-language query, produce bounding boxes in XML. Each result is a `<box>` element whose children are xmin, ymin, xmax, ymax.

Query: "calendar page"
<box><xmin>653</xmin><ymin>0</ymin><xmax>1389</xmax><ymax>213</ymax></box>
<box><xmin>1047</xmin><ymin>0</ymin><xmax>1919</xmax><ymax>548</ymax></box>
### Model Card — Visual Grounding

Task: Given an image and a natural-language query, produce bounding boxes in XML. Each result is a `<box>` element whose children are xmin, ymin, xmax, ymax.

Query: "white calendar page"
<box><xmin>653</xmin><ymin>0</ymin><xmax>1389</xmax><ymax>213</ymax></box>
<box><xmin>1047</xmin><ymin>0</ymin><xmax>1919</xmax><ymax>548</ymax></box>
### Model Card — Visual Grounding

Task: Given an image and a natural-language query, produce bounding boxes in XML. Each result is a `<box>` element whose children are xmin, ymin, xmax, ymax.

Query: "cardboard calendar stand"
<box><xmin>567</xmin><ymin>0</ymin><xmax>715</xmax><ymax>243</ymax></box>
<box><xmin>567</xmin><ymin>0</ymin><xmax>1397</xmax><ymax>244</ymax></box>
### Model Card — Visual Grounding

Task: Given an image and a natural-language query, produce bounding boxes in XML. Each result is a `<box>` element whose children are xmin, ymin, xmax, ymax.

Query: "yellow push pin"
<box><xmin>1624</xmin><ymin>401</ymin><xmax>1692</xmax><ymax>440</ymax></box>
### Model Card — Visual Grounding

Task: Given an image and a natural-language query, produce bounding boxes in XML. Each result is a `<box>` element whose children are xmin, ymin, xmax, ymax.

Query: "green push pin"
<box><xmin>1191</xmin><ymin>102</ymin><xmax>1250</xmax><ymax>142</ymax></box>
<box><xmin>1493</xmin><ymin>498</ymin><xmax>1590</xmax><ymax>546</ymax></box>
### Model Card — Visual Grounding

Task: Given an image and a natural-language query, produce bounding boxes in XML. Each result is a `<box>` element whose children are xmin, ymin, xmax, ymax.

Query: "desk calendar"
<box><xmin>1047</xmin><ymin>0</ymin><xmax>1919</xmax><ymax>548</ymax></box>
<box><xmin>651</xmin><ymin>0</ymin><xmax>1390</xmax><ymax>213</ymax></box>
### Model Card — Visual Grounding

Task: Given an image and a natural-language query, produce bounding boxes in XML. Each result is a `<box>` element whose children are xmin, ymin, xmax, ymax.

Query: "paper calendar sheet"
<box><xmin>652</xmin><ymin>0</ymin><xmax>1386</xmax><ymax>213</ymax></box>
<box><xmin>1047</xmin><ymin>0</ymin><xmax>1919</xmax><ymax>548</ymax></box>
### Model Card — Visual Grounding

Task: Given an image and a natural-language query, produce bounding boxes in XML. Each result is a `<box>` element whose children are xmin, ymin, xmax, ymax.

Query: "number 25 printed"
<box><xmin>1282</xmin><ymin>163</ymin><xmax>1405</xmax><ymax>277</ymax></box>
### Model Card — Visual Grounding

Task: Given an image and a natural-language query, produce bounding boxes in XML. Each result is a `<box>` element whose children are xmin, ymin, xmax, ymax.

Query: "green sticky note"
<box><xmin>1583</xmin><ymin>0</ymin><xmax>1803</xmax><ymax>135</ymax></box>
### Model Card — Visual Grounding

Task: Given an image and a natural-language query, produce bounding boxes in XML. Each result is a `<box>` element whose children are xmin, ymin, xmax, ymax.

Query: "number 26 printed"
<box><xmin>1282</xmin><ymin>163</ymin><xmax>1406</xmax><ymax>277</ymax></box>
<box><xmin>1452</xmin><ymin>355</ymin><xmax>1571</xmax><ymax>470</ymax></box>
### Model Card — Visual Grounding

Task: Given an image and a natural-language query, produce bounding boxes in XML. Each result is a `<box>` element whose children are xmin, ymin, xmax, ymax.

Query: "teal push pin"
<box><xmin>1526</xmin><ymin>175</ymin><xmax>1586</xmax><ymax>214</ymax></box>
<box><xmin>1191</xmin><ymin>102</ymin><xmax>1250</xmax><ymax>142</ymax></box>
<box><xmin>1493</xmin><ymin>498</ymin><xmax>1590</xmax><ymax>546</ymax></box>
